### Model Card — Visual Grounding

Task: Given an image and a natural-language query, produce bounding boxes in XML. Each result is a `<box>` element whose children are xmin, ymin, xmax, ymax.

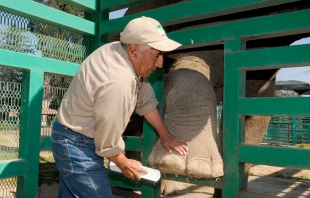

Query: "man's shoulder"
<box><xmin>98</xmin><ymin>41</ymin><xmax>120</xmax><ymax>51</ymax></box>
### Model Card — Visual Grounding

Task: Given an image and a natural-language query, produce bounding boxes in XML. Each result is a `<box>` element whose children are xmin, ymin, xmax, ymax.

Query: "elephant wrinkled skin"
<box><xmin>148</xmin><ymin>56</ymin><xmax>224</xmax><ymax>179</ymax></box>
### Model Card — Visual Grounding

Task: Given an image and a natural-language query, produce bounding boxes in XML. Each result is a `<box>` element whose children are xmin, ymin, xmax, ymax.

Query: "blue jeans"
<box><xmin>52</xmin><ymin>121</ymin><xmax>113</xmax><ymax>198</ymax></box>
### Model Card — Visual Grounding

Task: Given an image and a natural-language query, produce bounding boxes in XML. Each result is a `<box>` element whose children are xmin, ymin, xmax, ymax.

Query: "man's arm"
<box><xmin>144</xmin><ymin>108</ymin><xmax>189</xmax><ymax>155</ymax></box>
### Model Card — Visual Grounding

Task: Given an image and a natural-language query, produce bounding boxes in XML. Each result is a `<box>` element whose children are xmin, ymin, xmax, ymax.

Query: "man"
<box><xmin>52</xmin><ymin>16</ymin><xmax>189</xmax><ymax>198</ymax></box>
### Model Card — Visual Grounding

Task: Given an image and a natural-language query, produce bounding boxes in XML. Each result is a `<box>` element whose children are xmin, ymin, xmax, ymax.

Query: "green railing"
<box><xmin>1</xmin><ymin>0</ymin><xmax>310</xmax><ymax>198</ymax></box>
<box><xmin>0</xmin><ymin>1</ymin><xmax>96</xmax><ymax>197</ymax></box>
<box><xmin>263</xmin><ymin>116</ymin><xmax>310</xmax><ymax>146</ymax></box>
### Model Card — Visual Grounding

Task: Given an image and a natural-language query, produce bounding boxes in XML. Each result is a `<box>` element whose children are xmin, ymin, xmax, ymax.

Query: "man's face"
<box><xmin>132</xmin><ymin>46</ymin><xmax>164</xmax><ymax>77</ymax></box>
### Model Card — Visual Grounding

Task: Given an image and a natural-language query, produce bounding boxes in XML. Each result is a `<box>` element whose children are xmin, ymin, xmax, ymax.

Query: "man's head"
<box><xmin>120</xmin><ymin>16</ymin><xmax>182</xmax><ymax>77</ymax></box>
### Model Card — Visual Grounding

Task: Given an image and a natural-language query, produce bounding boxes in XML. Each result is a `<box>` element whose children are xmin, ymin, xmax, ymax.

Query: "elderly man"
<box><xmin>52</xmin><ymin>16</ymin><xmax>188</xmax><ymax>198</ymax></box>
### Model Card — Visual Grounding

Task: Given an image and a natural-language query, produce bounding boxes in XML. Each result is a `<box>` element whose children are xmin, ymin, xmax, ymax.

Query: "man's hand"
<box><xmin>119</xmin><ymin>159</ymin><xmax>148</xmax><ymax>180</ymax></box>
<box><xmin>107</xmin><ymin>153</ymin><xmax>148</xmax><ymax>180</ymax></box>
<box><xmin>144</xmin><ymin>108</ymin><xmax>189</xmax><ymax>155</ymax></box>
<box><xmin>160</xmin><ymin>132</ymin><xmax>189</xmax><ymax>155</ymax></box>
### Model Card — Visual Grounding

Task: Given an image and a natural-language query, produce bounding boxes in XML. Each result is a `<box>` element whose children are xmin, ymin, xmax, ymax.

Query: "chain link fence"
<box><xmin>0</xmin><ymin>79</ymin><xmax>19</xmax><ymax>197</ymax></box>
<box><xmin>0</xmin><ymin>8</ymin><xmax>82</xmax><ymax>196</ymax></box>
<box><xmin>0</xmin><ymin>11</ymin><xmax>91</xmax><ymax>63</ymax></box>
<box><xmin>0</xmin><ymin>74</ymin><xmax>70</xmax><ymax>197</ymax></box>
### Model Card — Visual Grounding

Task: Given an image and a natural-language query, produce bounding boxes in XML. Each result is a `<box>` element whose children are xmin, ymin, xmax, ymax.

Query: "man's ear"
<box><xmin>127</xmin><ymin>44</ymin><xmax>139</xmax><ymax>61</ymax></box>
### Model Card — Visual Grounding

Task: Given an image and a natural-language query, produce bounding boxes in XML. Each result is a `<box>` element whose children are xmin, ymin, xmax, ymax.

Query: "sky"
<box><xmin>109</xmin><ymin>9</ymin><xmax>127</xmax><ymax>19</ymax></box>
<box><xmin>109</xmin><ymin>9</ymin><xmax>310</xmax><ymax>84</ymax></box>
<box><xmin>276</xmin><ymin>37</ymin><xmax>310</xmax><ymax>84</ymax></box>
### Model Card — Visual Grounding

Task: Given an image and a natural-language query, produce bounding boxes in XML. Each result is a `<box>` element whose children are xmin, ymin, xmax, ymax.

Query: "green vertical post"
<box><xmin>292</xmin><ymin>116</ymin><xmax>296</xmax><ymax>145</ymax></box>
<box><xmin>276</xmin><ymin>116</ymin><xmax>280</xmax><ymax>144</ymax></box>
<box><xmin>84</xmin><ymin>0</ymin><xmax>105</xmax><ymax>53</ymax></box>
<box><xmin>141</xmin><ymin>120</ymin><xmax>161</xmax><ymax>198</ymax></box>
<box><xmin>141</xmin><ymin>180</ymin><xmax>161</xmax><ymax>198</ymax></box>
<box><xmin>17</xmin><ymin>69</ymin><xmax>44</xmax><ymax>198</ymax></box>
<box><xmin>308</xmin><ymin>117</ymin><xmax>310</xmax><ymax>144</ymax></box>
<box><xmin>142</xmin><ymin>70</ymin><xmax>163</xmax><ymax>165</ymax></box>
<box><xmin>222</xmin><ymin>38</ymin><xmax>246</xmax><ymax>197</ymax></box>
<box><xmin>141</xmin><ymin>70</ymin><xmax>163</xmax><ymax>198</ymax></box>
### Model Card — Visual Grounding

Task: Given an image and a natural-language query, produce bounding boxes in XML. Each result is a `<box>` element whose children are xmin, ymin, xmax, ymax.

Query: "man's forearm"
<box><xmin>144</xmin><ymin>108</ymin><xmax>168</xmax><ymax>138</ymax></box>
<box><xmin>107</xmin><ymin>153</ymin><xmax>127</xmax><ymax>168</ymax></box>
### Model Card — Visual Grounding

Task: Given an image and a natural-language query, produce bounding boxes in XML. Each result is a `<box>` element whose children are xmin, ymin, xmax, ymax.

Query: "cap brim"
<box><xmin>147</xmin><ymin>38</ymin><xmax>182</xmax><ymax>52</ymax></box>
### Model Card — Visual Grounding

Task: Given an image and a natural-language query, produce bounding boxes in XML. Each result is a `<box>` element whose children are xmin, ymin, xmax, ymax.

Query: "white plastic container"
<box><xmin>109</xmin><ymin>162</ymin><xmax>161</xmax><ymax>182</ymax></box>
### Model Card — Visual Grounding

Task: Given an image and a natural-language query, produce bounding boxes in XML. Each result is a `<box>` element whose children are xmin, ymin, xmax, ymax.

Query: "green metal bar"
<box><xmin>292</xmin><ymin>117</ymin><xmax>296</xmax><ymax>146</ymax></box>
<box><xmin>99</xmin><ymin>0</ymin><xmax>300</xmax><ymax>35</ymax></box>
<box><xmin>84</xmin><ymin>12</ymin><xmax>101</xmax><ymax>51</ymax></box>
<box><xmin>40</xmin><ymin>136</ymin><xmax>52</xmax><ymax>151</ymax></box>
<box><xmin>222</xmin><ymin>39</ymin><xmax>246</xmax><ymax>197</ymax></box>
<box><xmin>152</xmin><ymin>69</ymin><xmax>164</xmax><ymax>116</ymax></box>
<box><xmin>239</xmin><ymin>97</ymin><xmax>310</xmax><ymax>116</ymax></box>
<box><xmin>141</xmin><ymin>180</ymin><xmax>161</xmax><ymax>198</ymax></box>
<box><xmin>141</xmin><ymin>71</ymin><xmax>162</xmax><ymax>166</ymax></box>
<box><xmin>0</xmin><ymin>159</ymin><xmax>26</xmax><ymax>179</ymax></box>
<box><xmin>171</xmin><ymin>9</ymin><xmax>310</xmax><ymax>48</ymax></box>
<box><xmin>57</xmin><ymin>0</ymin><xmax>98</xmax><ymax>13</ymax></box>
<box><xmin>100</xmin><ymin>0</ymin><xmax>155</xmax><ymax>12</ymax></box>
<box><xmin>100</xmin><ymin>8</ymin><xmax>111</xmax><ymax>46</ymax></box>
<box><xmin>17</xmin><ymin>69</ymin><xmax>44</xmax><ymax>198</ymax></box>
<box><xmin>239</xmin><ymin>191</ymin><xmax>272</xmax><ymax>198</ymax></box>
<box><xmin>0</xmin><ymin>49</ymin><xmax>79</xmax><ymax>76</ymax></box>
<box><xmin>123</xmin><ymin>136</ymin><xmax>143</xmax><ymax>151</ymax></box>
<box><xmin>276</xmin><ymin>117</ymin><xmax>280</xmax><ymax>144</ymax></box>
<box><xmin>107</xmin><ymin>170</ymin><xmax>162</xmax><ymax>197</ymax></box>
<box><xmin>84</xmin><ymin>0</ymin><xmax>109</xmax><ymax>50</ymax></box>
<box><xmin>226</xmin><ymin>44</ymin><xmax>310</xmax><ymax>71</ymax></box>
<box><xmin>0</xmin><ymin>0</ymin><xmax>96</xmax><ymax>36</ymax></box>
<box><xmin>239</xmin><ymin>144</ymin><xmax>310</xmax><ymax>169</ymax></box>
<box><xmin>162</xmin><ymin>174</ymin><xmax>223</xmax><ymax>188</ymax></box>
<box><xmin>308</xmin><ymin>119</ymin><xmax>310</xmax><ymax>144</ymax></box>
<box><xmin>141</xmin><ymin>121</ymin><xmax>157</xmax><ymax>163</ymax></box>
<box><xmin>140</xmin><ymin>65</ymin><xmax>163</xmax><ymax>198</ymax></box>
<box><xmin>106</xmin><ymin>170</ymin><xmax>141</xmax><ymax>190</ymax></box>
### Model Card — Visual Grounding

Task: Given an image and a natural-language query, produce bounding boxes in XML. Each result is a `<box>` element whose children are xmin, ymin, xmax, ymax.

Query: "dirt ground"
<box><xmin>38</xmin><ymin>165</ymin><xmax>310</xmax><ymax>198</ymax></box>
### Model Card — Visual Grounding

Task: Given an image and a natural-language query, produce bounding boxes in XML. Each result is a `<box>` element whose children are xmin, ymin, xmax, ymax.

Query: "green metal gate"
<box><xmin>1</xmin><ymin>0</ymin><xmax>310</xmax><ymax>198</ymax></box>
<box><xmin>264</xmin><ymin>116</ymin><xmax>310</xmax><ymax>146</ymax></box>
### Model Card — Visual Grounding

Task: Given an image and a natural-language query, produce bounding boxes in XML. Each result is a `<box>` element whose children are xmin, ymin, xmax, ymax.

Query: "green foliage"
<box><xmin>0</xmin><ymin>67</ymin><xmax>23</xmax><ymax>83</ymax></box>
<box><xmin>295</xmin><ymin>143</ymin><xmax>310</xmax><ymax>149</ymax></box>
<box><xmin>0</xmin><ymin>121</ymin><xmax>20</xmax><ymax>130</ymax></box>
<box><xmin>275</xmin><ymin>90</ymin><xmax>300</xmax><ymax>97</ymax></box>
<box><xmin>44</xmin><ymin>73</ymin><xmax>72</xmax><ymax>88</ymax></box>
<box><xmin>0</xmin><ymin>151</ymin><xmax>18</xmax><ymax>160</ymax></box>
<box><xmin>34</xmin><ymin>0</ymin><xmax>84</xmax><ymax>18</ymax></box>
<box><xmin>33</xmin><ymin>0</ymin><xmax>84</xmax><ymax>43</ymax></box>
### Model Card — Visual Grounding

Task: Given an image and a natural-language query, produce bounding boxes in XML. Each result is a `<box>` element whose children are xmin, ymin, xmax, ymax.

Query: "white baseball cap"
<box><xmin>120</xmin><ymin>16</ymin><xmax>182</xmax><ymax>52</ymax></box>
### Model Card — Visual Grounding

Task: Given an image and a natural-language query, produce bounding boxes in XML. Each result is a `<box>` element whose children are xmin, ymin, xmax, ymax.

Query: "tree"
<box><xmin>0</xmin><ymin>67</ymin><xmax>23</xmax><ymax>83</ymax></box>
<box><xmin>32</xmin><ymin>0</ymin><xmax>84</xmax><ymax>43</ymax></box>
<box><xmin>275</xmin><ymin>90</ymin><xmax>299</xmax><ymax>97</ymax></box>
